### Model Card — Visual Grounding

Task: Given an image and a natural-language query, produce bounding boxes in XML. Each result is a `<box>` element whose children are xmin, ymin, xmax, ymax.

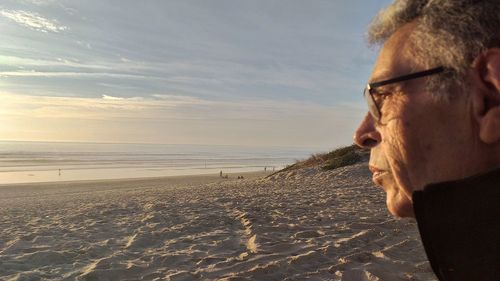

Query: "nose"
<box><xmin>354</xmin><ymin>113</ymin><xmax>381</xmax><ymax>149</ymax></box>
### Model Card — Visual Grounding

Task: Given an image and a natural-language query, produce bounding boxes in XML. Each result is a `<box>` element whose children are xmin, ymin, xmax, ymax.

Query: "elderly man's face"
<box><xmin>354</xmin><ymin>24</ymin><xmax>489</xmax><ymax>217</ymax></box>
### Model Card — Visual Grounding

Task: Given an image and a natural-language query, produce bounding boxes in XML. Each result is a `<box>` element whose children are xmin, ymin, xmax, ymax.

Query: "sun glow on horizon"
<box><xmin>0</xmin><ymin>0</ymin><xmax>393</xmax><ymax>149</ymax></box>
<box><xmin>0</xmin><ymin>91</ymin><xmax>366</xmax><ymax>148</ymax></box>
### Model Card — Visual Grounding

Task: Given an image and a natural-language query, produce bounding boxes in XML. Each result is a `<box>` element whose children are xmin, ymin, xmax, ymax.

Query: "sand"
<box><xmin>0</xmin><ymin>163</ymin><xmax>437</xmax><ymax>281</ymax></box>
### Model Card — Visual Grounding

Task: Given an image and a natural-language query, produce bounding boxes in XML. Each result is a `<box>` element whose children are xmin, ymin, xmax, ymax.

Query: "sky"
<box><xmin>0</xmin><ymin>0</ymin><xmax>393</xmax><ymax>150</ymax></box>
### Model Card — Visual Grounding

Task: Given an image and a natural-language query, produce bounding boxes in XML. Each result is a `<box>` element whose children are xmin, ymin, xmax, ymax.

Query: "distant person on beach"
<box><xmin>354</xmin><ymin>1</ymin><xmax>499</xmax><ymax>280</ymax></box>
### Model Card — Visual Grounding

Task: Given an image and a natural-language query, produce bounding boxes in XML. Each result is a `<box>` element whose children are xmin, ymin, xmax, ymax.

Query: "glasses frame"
<box><xmin>364</xmin><ymin>66</ymin><xmax>445</xmax><ymax>121</ymax></box>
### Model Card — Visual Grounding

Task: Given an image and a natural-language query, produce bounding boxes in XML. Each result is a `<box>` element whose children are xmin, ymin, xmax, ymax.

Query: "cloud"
<box><xmin>0</xmin><ymin>92</ymin><xmax>210</xmax><ymax>120</ymax></box>
<box><xmin>0</xmin><ymin>55</ymin><xmax>111</xmax><ymax>70</ymax></box>
<box><xmin>0</xmin><ymin>92</ymin><xmax>364</xmax><ymax>147</ymax></box>
<box><xmin>0</xmin><ymin>71</ymin><xmax>159</xmax><ymax>81</ymax></box>
<box><xmin>22</xmin><ymin>0</ymin><xmax>59</xmax><ymax>5</ymax></box>
<box><xmin>0</xmin><ymin>92</ymin><xmax>361</xmax><ymax>121</ymax></box>
<box><xmin>102</xmin><ymin>94</ymin><xmax>124</xmax><ymax>101</ymax></box>
<box><xmin>0</xmin><ymin>9</ymin><xmax>68</xmax><ymax>33</ymax></box>
<box><xmin>152</xmin><ymin>94</ymin><xmax>211</xmax><ymax>105</ymax></box>
<box><xmin>0</xmin><ymin>0</ymin><xmax>385</xmax><ymax>146</ymax></box>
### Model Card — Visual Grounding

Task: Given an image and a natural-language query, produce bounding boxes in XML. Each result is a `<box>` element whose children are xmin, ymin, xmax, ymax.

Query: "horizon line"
<box><xmin>0</xmin><ymin>139</ymin><xmax>333</xmax><ymax>150</ymax></box>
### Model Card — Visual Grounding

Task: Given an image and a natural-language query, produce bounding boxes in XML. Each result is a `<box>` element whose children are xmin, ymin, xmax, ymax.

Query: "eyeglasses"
<box><xmin>363</xmin><ymin>66</ymin><xmax>445</xmax><ymax>121</ymax></box>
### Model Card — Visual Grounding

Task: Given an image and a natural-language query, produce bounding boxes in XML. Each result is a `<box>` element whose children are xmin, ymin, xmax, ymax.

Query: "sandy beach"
<box><xmin>0</xmin><ymin>163</ymin><xmax>436</xmax><ymax>281</ymax></box>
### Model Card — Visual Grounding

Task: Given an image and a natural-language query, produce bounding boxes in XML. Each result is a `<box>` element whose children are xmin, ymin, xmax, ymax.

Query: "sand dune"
<box><xmin>0</xmin><ymin>164</ymin><xmax>436</xmax><ymax>280</ymax></box>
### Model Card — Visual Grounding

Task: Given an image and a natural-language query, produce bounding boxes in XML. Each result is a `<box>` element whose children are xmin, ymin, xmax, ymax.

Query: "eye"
<box><xmin>371</xmin><ymin>90</ymin><xmax>392</xmax><ymax>106</ymax></box>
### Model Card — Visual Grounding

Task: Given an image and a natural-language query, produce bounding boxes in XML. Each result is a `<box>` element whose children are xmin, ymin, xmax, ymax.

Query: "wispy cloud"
<box><xmin>101</xmin><ymin>94</ymin><xmax>125</xmax><ymax>101</ymax></box>
<box><xmin>0</xmin><ymin>71</ymin><xmax>160</xmax><ymax>81</ymax></box>
<box><xmin>0</xmin><ymin>0</ymin><xmax>391</xmax><ymax>146</ymax></box>
<box><xmin>0</xmin><ymin>92</ymin><xmax>362</xmax><ymax>121</ymax></box>
<box><xmin>21</xmin><ymin>0</ymin><xmax>59</xmax><ymax>6</ymax></box>
<box><xmin>0</xmin><ymin>92</ymin><xmax>365</xmax><ymax>146</ymax></box>
<box><xmin>0</xmin><ymin>9</ymin><xmax>67</xmax><ymax>33</ymax></box>
<box><xmin>0</xmin><ymin>55</ymin><xmax>111</xmax><ymax>70</ymax></box>
<box><xmin>0</xmin><ymin>93</ymin><xmax>207</xmax><ymax>119</ymax></box>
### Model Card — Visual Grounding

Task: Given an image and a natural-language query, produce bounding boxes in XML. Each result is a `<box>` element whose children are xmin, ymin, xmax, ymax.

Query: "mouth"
<box><xmin>369</xmin><ymin>165</ymin><xmax>390</xmax><ymax>187</ymax></box>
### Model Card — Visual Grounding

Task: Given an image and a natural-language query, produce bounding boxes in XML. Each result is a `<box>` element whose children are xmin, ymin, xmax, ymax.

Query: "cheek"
<box><xmin>382</xmin><ymin>121</ymin><xmax>412</xmax><ymax>166</ymax></box>
<box><xmin>381</xmin><ymin>119</ymin><xmax>425</xmax><ymax>194</ymax></box>
<box><xmin>399</xmin><ymin>113</ymin><xmax>447</xmax><ymax>186</ymax></box>
<box><xmin>380</xmin><ymin>99</ymin><xmax>417</xmax><ymax>163</ymax></box>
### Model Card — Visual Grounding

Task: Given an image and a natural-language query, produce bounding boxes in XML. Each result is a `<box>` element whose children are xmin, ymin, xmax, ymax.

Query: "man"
<box><xmin>353</xmin><ymin>0</ymin><xmax>499</xmax><ymax>280</ymax></box>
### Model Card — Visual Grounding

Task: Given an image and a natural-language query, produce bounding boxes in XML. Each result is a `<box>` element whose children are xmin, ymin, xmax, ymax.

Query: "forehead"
<box><xmin>370</xmin><ymin>23</ymin><xmax>419</xmax><ymax>83</ymax></box>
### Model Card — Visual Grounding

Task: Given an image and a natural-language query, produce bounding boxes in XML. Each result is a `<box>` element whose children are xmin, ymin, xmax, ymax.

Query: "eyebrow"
<box><xmin>368</xmin><ymin>69</ymin><xmax>393</xmax><ymax>84</ymax></box>
<box><xmin>369</xmin><ymin>67</ymin><xmax>445</xmax><ymax>88</ymax></box>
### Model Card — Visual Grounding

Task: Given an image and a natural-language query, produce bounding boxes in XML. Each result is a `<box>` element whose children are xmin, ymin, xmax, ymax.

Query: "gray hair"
<box><xmin>368</xmin><ymin>0</ymin><xmax>500</xmax><ymax>99</ymax></box>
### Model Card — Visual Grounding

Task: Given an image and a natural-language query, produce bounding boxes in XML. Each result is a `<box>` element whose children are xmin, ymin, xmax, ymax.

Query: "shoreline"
<box><xmin>0</xmin><ymin>140</ymin><xmax>305</xmax><ymax>186</ymax></box>
<box><xmin>0</xmin><ymin>170</ymin><xmax>270</xmax><ymax>190</ymax></box>
<box><xmin>0</xmin><ymin>167</ymin><xmax>279</xmax><ymax>186</ymax></box>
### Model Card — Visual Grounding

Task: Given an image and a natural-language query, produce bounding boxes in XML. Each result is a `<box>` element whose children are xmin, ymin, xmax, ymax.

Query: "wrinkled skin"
<box><xmin>354</xmin><ymin>23</ymin><xmax>500</xmax><ymax>217</ymax></box>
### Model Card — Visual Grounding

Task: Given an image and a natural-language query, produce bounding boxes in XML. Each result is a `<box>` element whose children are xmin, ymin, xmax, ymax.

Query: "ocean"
<box><xmin>0</xmin><ymin>141</ymin><xmax>315</xmax><ymax>184</ymax></box>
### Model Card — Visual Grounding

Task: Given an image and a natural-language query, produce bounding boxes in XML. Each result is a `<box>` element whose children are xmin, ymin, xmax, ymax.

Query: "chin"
<box><xmin>386</xmin><ymin>192</ymin><xmax>415</xmax><ymax>218</ymax></box>
<box><xmin>376</xmin><ymin>174</ymin><xmax>415</xmax><ymax>217</ymax></box>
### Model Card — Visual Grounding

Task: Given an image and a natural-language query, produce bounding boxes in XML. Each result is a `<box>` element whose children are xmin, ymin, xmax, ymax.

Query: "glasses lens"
<box><xmin>363</xmin><ymin>87</ymin><xmax>380</xmax><ymax>120</ymax></box>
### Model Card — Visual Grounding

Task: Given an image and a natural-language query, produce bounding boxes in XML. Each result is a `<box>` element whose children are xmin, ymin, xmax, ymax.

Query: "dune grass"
<box><xmin>322</xmin><ymin>145</ymin><xmax>365</xmax><ymax>170</ymax></box>
<box><xmin>276</xmin><ymin>145</ymin><xmax>368</xmax><ymax>175</ymax></box>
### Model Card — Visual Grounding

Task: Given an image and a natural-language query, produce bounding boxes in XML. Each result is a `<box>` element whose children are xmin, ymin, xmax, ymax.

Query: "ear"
<box><xmin>470</xmin><ymin>48</ymin><xmax>500</xmax><ymax>144</ymax></box>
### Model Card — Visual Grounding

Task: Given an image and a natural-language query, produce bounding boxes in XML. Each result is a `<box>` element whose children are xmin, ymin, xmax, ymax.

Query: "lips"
<box><xmin>369</xmin><ymin>165</ymin><xmax>390</xmax><ymax>187</ymax></box>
